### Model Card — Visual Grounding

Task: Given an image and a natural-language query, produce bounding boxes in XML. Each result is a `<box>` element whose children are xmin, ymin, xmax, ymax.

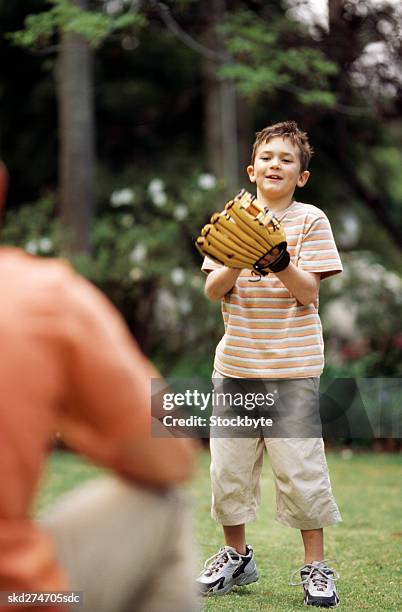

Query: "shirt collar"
<box><xmin>270</xmin><ymin>200</ymin><xmax>297</xmax><ymax>222</ymax></box>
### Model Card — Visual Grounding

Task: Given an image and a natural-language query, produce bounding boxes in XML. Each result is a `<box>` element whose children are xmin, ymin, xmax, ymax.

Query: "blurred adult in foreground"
<box><xmin>0</xmin><ymin>163</ymin><xmax>199</xmax><ymax>612</ymax></box>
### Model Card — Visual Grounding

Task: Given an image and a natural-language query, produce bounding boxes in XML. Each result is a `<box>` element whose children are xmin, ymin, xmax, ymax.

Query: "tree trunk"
<box><xmin>237</xmin><ymin>93</ymin><xmax>253</xmax><ymax>179</ymax></box>
<box><xmin>56</xmin><ymin>0</ymin><xmax>95</xmax><ymax>253</ymax></box>
<box><xmin>201</xmin><ymin>0</ymin><xmax>240</xmax><ymax>191</ymax></box>
<box><xmin>203</xmin><ymin>36</ymin><xmax>224</xmax><ymax>181</ymax></box>
<box><xmin>328</xmin><ymin>0</ymin><xmax>344</xmax><ymax>29</ymax></box>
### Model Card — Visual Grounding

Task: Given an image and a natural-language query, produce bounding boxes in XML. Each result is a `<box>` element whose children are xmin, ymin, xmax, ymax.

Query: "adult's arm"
<box><xmin>57</xmin><ymin>270</ymin><xmax>197</xmax><ymax>488</ymax></box>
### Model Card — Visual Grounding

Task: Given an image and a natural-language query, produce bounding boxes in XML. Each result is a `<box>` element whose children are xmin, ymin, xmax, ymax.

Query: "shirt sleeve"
<box><xmin>297</xmin><ymin>214</ymin><xmax>343</xmax><ymax>279</ymax></box>
<box><xmin>201</xmin><ymin>255</ymin><xmax>222</xmax><ymax>274</ymax></box>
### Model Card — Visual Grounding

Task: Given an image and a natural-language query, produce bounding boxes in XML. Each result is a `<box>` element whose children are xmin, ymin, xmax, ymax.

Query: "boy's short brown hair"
<box><xmin>251</xmin><ymin>121</ymin><xmax>313</xmax><ymax>171</ymax></box>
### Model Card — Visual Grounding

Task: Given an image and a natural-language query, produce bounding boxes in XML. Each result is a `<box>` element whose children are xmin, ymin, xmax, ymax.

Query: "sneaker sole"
<box><xmin>235</xmin><ymin>568</ymin><xmax>259</xmax><ymax>587</ymax></box>
<box><xmin>304</xmin><ymin>595</ymin><xmax>340</xmax><ymax>608</ymax></box>
<box><xmin>201</xmin><ymin>568</ymin><xmax>259</xmax><ymax>597</ymax></box>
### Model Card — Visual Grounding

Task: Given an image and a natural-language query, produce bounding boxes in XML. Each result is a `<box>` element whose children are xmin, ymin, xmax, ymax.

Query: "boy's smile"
<box><xmin>247</xmin><ymin>136</ymin><xmax>310</xmax><ymax>211</ymax></box>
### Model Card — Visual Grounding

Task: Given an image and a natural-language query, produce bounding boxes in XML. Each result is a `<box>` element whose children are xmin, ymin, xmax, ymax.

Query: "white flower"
<box><xmin>25</xmin><ymin>240</ymin><xmax>39</xmax><ymax>255</ymax></box>
<box><xmin>191</xmin><ymin>276</ymin><xmax>203</xmax><ymax>289</ymax></box>
<box><xmin>336</xmin><ymin>212</ymin><xmax>361</xmax><ymax>249</ymax></box>
<box><xmin>38</xmin><ymin>237</ymin><xmax>53</xmax><ymax>253</ymax></box>
<box><xmin>121</xmin><ymin>214</ymin><xmax>134</xmax><ymax>228</ymax></box>
<box><xmin>148</xmin><ymin>178</ymin><xmax>168</xmax><ymax>206</ymax></box>
<box><xmin>155</xmin><ymin>289</ymin><xmax>179</xmax><ymax>328</ymax></box>
<box><xmin>383</xmin><ymin>271</ymin><xmax>402</xmax><ymax>295</ymax></box>
<box><xmin>129</xmin><ymin>244</ymin><xmax>147</xmax><ymax>264</ymax></box>
<box><xmin>148</xmin><ymin>178</ymin><xmax>165</xmax><ymax>196</ymax></box>
<box><xmin>340</xmin><ymin>449</ymin><xmax>353</xmax><ymax>460</ymax></box>
<box><xmin>110</xmin><ymin>188</ymin><xmax>134</xmax><ymax>207</ymax></box>
<box><xmin>171</xmin><ymin>267</ymin><xmax>186</xmax><ymax>286</ymax></box>
<box><xmin>323</xmin><ymin>299</ymin><xmax>360</xmax><ymax>340</ymax></box>
<box><xmin>174</xmin><ymin>204</ymin><xmax>188</xmax><ymax>221</ymax></box>
<box><xmin>129</xmin><ymin>267</ymin><xmax>143</xmax><ymax>281</ymax></box>
<box><xmin>198</xmin><ymin>173</ymin><xmax>217</xmax><ymax>190</ymax></box>
<box><xmin>152</xmin><ymin>191</ymin><xmax>167</xmax><ymax>207</ymax></box>
<box><xmin>328</xmin><ymin>276</ymin><xmax>343</xmax><ymax>292</ymax></box>
<box><xmin>121</xmin><ymin>36</ymin><xmax>139</xmax><ymax>51</ymax></box>
<box><xmin>178</xmin><ymin>298</ymin><xmax>192</xmax><ymax>314</ymax></box>
<box><xmin>105</xmin><ymin>0</ymin><xmax>124</xmax><ymax>15</ymax></box>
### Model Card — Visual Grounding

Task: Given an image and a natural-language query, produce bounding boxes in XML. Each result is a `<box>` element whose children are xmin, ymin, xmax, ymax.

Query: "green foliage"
<box><xmin>297</xmin><ymin>90</ymin><xmax>337</xmax><ymax>108</ymax></box>
<box><xmin>85</xmin><ymin>171</ymin><xmax>224</xmax><ymax>371</ymax></box>
<box><xmin>321</xmin><ymin>252</ymin><xmax>402</xmax><ymax>376</ymax></box>
<box><xmin>218</xmin><ymin>9</ymin><xmax>338</xmax><ymax>107</ymax></box>
<box><xmin>0</xmin><ymin>196</ymin><xmax>62</xmax><ymax>256</ymax></box>
<box><xmin>9</xmin><ymin>0</ymin><xmax>145</xmax><ymax>49</ymax></box>
<box><xmin>359</xmin><ymin>144</ymin><xmax>402</xmax><ymax>208</ymax></box>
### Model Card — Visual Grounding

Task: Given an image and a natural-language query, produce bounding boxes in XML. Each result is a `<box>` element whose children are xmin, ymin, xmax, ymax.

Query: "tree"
<box><xmin>10</xmin><ymin>0</ymin><xmax>144</xmax><ymax>252</ymax></box>
<box><xmin>57</xmin><ymin>0</ymin><xmax>95</xmax><ymax>252</ymax></box>
<box><xmin>213</xmin><ymin>1</ymin><xmax>402</xmax><ymax>250</ymax></box>
<box><xmin>323</xmin><ymin>0</ymin><xmax>402</xmax><ymax>249</ymax></box>
<box><xmin>200</xmin><ymin>0</ymin><xmax>240</xmax><ymax>190</ymax></box>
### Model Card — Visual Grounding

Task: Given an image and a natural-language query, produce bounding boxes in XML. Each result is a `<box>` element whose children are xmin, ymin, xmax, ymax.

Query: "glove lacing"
<box><xmin>249</xmin><ymin>270</ymin><xmax>262</xmax><ymax>282</ymax></box>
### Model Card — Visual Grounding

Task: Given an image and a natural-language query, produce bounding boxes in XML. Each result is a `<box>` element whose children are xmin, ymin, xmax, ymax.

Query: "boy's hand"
<box><xmin>195</xmin><ymin>189</ymin><xmax>290</xmax><ymax>276</ymax></box>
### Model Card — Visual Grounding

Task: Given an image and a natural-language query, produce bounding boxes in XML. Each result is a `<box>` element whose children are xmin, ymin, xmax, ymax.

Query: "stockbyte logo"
<box><xmin>151</xmin><ymin>377</ymin><xmax>402</xmax><ymax>439</ymax></box>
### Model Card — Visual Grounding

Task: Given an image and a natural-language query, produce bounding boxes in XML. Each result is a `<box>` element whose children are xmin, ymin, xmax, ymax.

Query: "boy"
<box><xmin>197</xmin><ymin>121</ymin><xmax>342</xmax><ymax>607</ymax></box>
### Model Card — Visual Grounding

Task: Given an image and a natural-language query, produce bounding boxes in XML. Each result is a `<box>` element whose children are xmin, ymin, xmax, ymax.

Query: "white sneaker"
<box><xmin>290</xmin><ymin>560</ymin><xmax>340</xmax><ymax>607</ymax></box>
<box><xmin>196</xmin><ymin>545</ymin><xmax>259</xmax><ymax>596</ymax></box>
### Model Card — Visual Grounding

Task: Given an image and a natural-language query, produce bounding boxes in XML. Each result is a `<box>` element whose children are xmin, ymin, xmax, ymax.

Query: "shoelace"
<box><xmin>203</xmin><ymin>548</ymin><xmax>241</xmax><ymax>576</ymax></box>
<box><xmin>289</xmin><ymin>559</ymin><xmax>340</xmax><ymax>590</ymax></box>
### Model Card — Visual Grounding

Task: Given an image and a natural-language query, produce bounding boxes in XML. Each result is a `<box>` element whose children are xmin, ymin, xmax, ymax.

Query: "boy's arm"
<box><xmin>204</xmin><ymin>267</ymin><xmax>241</xmax><ymax>301</ymax></box>
<box><xmin>204</xmin><ymin>261</ymin><xmax>319</xmax><ymax>305</ymax></box>
<box><xmin>275</xmin><ymin>212</ymin><xmax>342</xmax><ymax>304</ymax></box>
<box><xmin>275</xmin><ymin>263</ymin><xmax>320</xmax><ymax>306</ymax></box>
<box><xmin>261</xmin><ymin>245</ymin><xmax>320</xmax><ymax>306</ymax></box>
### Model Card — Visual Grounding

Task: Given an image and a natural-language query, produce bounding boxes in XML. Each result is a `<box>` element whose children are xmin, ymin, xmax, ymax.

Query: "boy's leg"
<box><xmin>265</xmin><ymin>436</ymin><xmax>341</xmax><ymax>530</ymax></box>
<box><xmin>223</xmin><ymin>524</ymin><xmax>246</xmax><ymax>555</ymax></box>
<box><xmin>263</xmin><ymin>375</ymin><xmax>341</xmax><ymax>608</ymax></box>
<box><xmin>266</xmin><ymin>435</ymin><xmax>341</xmax><ymax>608</ymax></box>
<box><xmin>210</xmin><ymin>436</ymin><xmax>265</xmax><ymax>527</ymax></box>
<box><xmin>39</xmin><ymin>476</ymin><xmax>199</xmax><ymax>612</ymax></box>
<box><xmin>264</xmin><ymin>378</ymin><xmax>341</xmax><ymax>531</ymax></box>
<box><xmin>295</xmin><ymin>530</ymin><xmax>340</xmax><ymax>608</ymax></box>
<box><xmin>301</xmin><ymin>528</ymin><xmax>324</xmax><ymax>563</ymax></box>
<box><xmin>199</xmin><ymin>371</ymin><xmax>263</xmax><ymax>595</ymax></box>
<box><xmin>196</xmin><ymin>436</ymin><xmax>263</xmax><ymax>596</ymax></box>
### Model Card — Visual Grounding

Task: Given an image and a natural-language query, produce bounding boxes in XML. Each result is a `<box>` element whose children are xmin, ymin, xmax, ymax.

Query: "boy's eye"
<box><xmin>283</xmin><ymin>159</ymin><xmax>292</xmax><ymax>163</ymax></box>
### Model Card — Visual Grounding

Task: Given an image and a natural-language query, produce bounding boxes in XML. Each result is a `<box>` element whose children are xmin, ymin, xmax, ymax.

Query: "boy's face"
<box><xmin>247</xmin><ymin>137</ymin><xmax>310</xmax><ymax>206</ymax></box>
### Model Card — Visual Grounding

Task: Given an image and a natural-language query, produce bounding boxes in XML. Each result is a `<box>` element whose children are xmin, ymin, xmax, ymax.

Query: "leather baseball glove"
<box><xmin>195</xmin><ymin>189</ymin><xmax>290</xmax><ymax>275</ymax></box>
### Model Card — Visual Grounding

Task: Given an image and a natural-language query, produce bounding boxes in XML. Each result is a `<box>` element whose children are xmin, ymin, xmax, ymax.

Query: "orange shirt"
<box><xmin>202</xmin><ymin>201</ymin><xmax>342</xmax><ymax>378</ymax></box>
<box><xmin>0</xmin><ymin>248</ymin><xmax>155</xmax><ymax>606</ymax></box>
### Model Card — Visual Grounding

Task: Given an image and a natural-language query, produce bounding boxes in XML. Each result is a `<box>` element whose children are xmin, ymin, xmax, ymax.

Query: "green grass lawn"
<box><xmin>37</xmin><ymin>450</ymin><xmax>402</xmax><ymax>611</ymax></box>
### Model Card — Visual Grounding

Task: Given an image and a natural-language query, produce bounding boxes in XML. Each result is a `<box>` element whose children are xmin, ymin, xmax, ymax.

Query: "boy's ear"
<box><xmin>247</xmin><ymin>165</ymin><xmax>256</xmax><ymax>183</ymax></box>
<box><xmin>297</xmin><ymin>170</ymin><xmax>310</xmax><ymax>188</ymax></box>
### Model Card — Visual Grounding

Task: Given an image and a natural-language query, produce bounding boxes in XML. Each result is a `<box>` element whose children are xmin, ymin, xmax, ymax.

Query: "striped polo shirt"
<box><xmin>202</xmin><ymin>201</ymin><xmax>342</xmax><ymax>379</ymax></box>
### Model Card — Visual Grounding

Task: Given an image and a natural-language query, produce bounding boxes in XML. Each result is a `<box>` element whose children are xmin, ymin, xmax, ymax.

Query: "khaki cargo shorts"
<box><xmin>210</xmin><ymin>372</ymin><xmax>342</xmax><ymax>530</ymax></box>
